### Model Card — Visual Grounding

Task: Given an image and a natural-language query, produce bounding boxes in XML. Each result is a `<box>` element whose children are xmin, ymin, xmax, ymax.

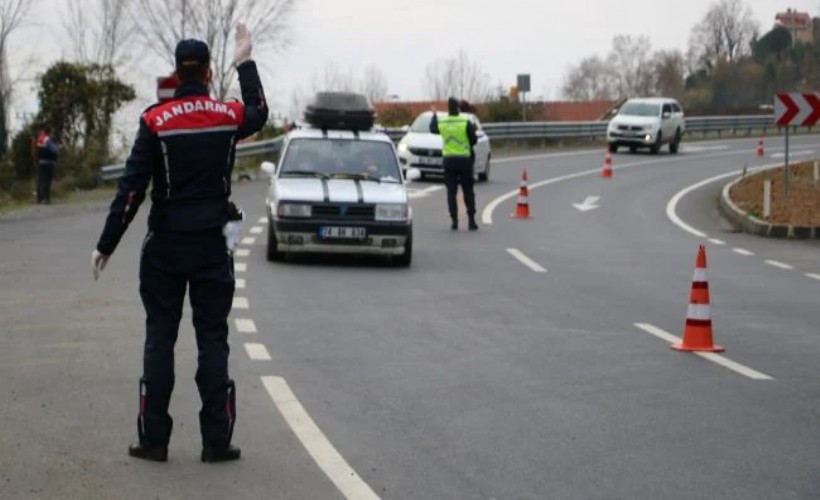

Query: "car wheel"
<box><xmin>608</xmin><ymin>143</ymin><xmax>618</xmax><ymax>154</ymax></box>
<box><xmin>477</xmin><ymin>155</ymin><xmax>491</xmax><ymax>182</ymax></box>
<box><xmin>392</xmin><ymin>229</ymin><xmax>412</xmax><ymax>267</ymax></box>
<box><xmin>669</xmin><ymin>129</ymin><xmax>682</xmax><ymax>154</ymax></box>
<box><xmin>650</xmin><ymin>132</ymin><xmax>662</xmax><ymax>155</ymax></box>
<box><xmin>266</xmin><ymin>221</ymin><xmax>283</xmax><ymax>262</ymax></box>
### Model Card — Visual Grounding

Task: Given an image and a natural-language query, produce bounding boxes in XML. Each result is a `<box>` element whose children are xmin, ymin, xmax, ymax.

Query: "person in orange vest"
<box><xmin>34</xmin><ymin>126</ymin><xmax>60</xmax><ymax>204</ymax></box>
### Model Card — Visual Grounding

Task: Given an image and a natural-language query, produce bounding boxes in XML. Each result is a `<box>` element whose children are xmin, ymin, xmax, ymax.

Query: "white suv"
<box><xmin>607</xmin><ymin>98</ymin><xmax>685</xmax><ymax>154</ymax></box>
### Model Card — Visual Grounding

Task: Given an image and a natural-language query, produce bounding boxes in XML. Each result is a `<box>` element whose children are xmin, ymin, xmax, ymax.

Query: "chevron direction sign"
<box><xmin>775</xmin><ymin>93</ymin><xmax>820</xmax><ymax>127</ymax></box>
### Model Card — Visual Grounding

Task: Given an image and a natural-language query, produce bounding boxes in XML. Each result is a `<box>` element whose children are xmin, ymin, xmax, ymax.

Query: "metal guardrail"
<box><xmin>99</xmin><ymin>115</ymin><xmax>789</xmax><ymax>181</ymax></box>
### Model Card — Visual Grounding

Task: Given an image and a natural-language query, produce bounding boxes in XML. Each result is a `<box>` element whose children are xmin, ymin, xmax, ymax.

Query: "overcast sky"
<box><xmin>7</xmin><ymin>0</ymin><xmax>820</xmax><ymax>129</ymax></box>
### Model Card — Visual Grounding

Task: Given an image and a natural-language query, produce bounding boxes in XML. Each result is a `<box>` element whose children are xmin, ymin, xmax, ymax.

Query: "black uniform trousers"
<box><xmin>138</xmin><ymin>229</ymin><xmax>236</xmax><ymax>448</ymax></box>
<box><xmin>37</xmin><ymin>161</ymin><xmax>55</xmax><ymax>203</ymax></box>
<box><xmin>443</xmin><ymin>155</ymin><xmax>476</xmax><ymax>218</ymax></box>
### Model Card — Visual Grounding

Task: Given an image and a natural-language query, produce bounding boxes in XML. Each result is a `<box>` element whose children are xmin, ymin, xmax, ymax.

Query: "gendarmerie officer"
<box><xmin>430</xmin><ymin>97</ymin><xmax>479</xmax><ymax>231</ymax></box>
<box><xmin>90</xmin><ymin>24</ymin><xmax>268</xmax><ymax>463</ymax></box>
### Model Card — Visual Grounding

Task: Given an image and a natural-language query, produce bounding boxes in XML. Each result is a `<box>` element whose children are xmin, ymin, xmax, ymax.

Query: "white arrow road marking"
<box><xmin>572</xmin><ymin>195</ymin><xmax>600</xmax><ymax>212</ymax></box>
<box><xmin>506</xmin><ymin>248</ymin><xmax>547</xmax><ymax>273</ymax></box>
<box><xmin>634</xmin><ymin>323</ymin><xmax>773</xmax><ymax>380</ymax></box>
<box><xmin>262</xmin><ymin>376</ymin><xmax>381</xmax><ymax>500</ymax></box>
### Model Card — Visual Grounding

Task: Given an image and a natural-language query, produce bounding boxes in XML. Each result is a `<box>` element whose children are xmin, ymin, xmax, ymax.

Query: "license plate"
<box><xmin>319</xmin><ymin>226</ymin><xmax>367</xmax><ymax>240</ymax></box>
<box><xmin>417</xmin><ymin>156</ymin><xmax>442</xmax><ymax>166</ymax></box>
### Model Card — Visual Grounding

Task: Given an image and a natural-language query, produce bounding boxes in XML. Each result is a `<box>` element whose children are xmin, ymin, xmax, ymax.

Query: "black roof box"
<box><xmin>304</xmin><ymin>92</ymin><xmax>375</xmax><ymax>131</ymax></box>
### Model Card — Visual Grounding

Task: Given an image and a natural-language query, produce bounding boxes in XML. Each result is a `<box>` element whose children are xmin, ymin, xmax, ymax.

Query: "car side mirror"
<box><xmin>405</xmin><ymin>168</ymin><xmax>422</xmax><ymax>183</ymax></box>
<box><xmin>260</xmin><ymin>161</ymin><xmax>276</xmax><ymax>176</ymax></box>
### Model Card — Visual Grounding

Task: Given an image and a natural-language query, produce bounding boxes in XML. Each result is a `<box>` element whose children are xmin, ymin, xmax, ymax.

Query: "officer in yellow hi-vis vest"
<box><xmin>430</xmin><ymin>97</ymin><xmax>479</xmax><ymax>231</ymax></box>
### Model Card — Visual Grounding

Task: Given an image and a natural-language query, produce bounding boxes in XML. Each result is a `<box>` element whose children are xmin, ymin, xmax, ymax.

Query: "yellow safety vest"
<box><xmin>438</xmin><ymin>115</ymin><xmax>471</xmax><ymax>157</ymax></box>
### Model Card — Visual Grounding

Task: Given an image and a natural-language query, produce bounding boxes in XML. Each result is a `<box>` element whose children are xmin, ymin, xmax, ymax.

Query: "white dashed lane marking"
<box><xmin>765</xmin><ymin>260</ymin><xmax>795</xmax><ymax>270</ymax></box>
<box><xmin>234</xmin><ymin>318</ymin><xmax>257</xmax><ymax>334</ymax></box>
<box><xmin>261</xmin><ymin>376</ymin><xmax>381</xmax><ymax>500</ymax></box>
<box><xmin>244</xmin><ymin>343</ymin><xmax>271</xmax><ymax>361</ymax></box>
<box><xmin>250</xmin><ymin>226</ymin><xmax>263</xmax><ymax>234</ymax></box>
<box><xmin>235</xmin><ymin>248</ymin><xmax>250</xmax><ymax>258</ymax></box>
<box><xmin>241</xmin><ymin>237</ymin><xmax>256</xmax><ymax>245</ymax></box>
<box><xmin>708</xmin><ymin>238</ymin><xmax>726</xmax><ymax>245</ymax></box>
<box><xmin>257</xmin><ymin>217</ymin><xmax>267</xmax><ymax>224</ymax></box>
<box><xmin>506</xmin><ymin>248</ymin><xmax>547</xmax><ymax>273</ymax></box>
<box><xmin>235</xmin><ymin>278</ymin><xmax>246</xmax><ymax>289</ymax></box>
<box><xmin>732</xmin><ymin>248</ymin><xmax>755</xmax><ymax>256</ymax></box>
<box><xmin>634</xmin><ymin>323</ymin><xmax>773</xmax><ymax>381</ymax></box>
<box><xmin>234</xmin><ymin>262</ymin><xmax>247</xmax><ymax>273</ymax></box>
<box><xmin>233</xmin><ymin>297</ymin><xmax>249</xmax><ymax>309</ymax></box>
<box><xmin>806</xmin><ymin>273</ymin><xmax>820</xmax><ymax>280</ymax></box>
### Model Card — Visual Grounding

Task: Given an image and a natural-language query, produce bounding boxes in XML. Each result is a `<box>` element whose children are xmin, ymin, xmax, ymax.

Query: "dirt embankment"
<box><xmin>729</xmin><ymin>162</ymin><xmax>820</xmax><ymax>226</ymax></box>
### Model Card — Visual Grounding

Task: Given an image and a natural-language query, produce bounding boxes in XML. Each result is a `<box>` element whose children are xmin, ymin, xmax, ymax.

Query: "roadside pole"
<box><xmin>784</xmin><ymin>126</ymin><xmax>790</xmax><ymax>198</ymax></box>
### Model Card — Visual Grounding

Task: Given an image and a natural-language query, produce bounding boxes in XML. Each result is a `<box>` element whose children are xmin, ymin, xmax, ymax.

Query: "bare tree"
<box><xmin>0</xmin><ymin>0</ymin><xmax>34</xmax><ymax>156</ymax></box>
<box><xmin>424</xmin><ymin>50</ymin><xmax>491</xmax><ymax>102</ymax></box>
<box><xmin>690</xmin><ymin>0</ymin><xmax>758</xmax><ymax>68</ymax></box>
<box><xmin>64</xmin><ymin>0</ymin><xmax>135</xmax><ymax>67</ymax></box>
<box><xmin>608</xmin><ymin>35</ymin><xmax>656</xmax><ymax>98</ymax></box>
<box><xmin>359</xmin><ymin>65</ymin><xmax>387</xmax><ymax>103</ymax></box>
<box><xmin>133</xmin><ymin>0</ymin><xmax>296</xmax><ymax>100</ymax></box>
<box><xmin>312</xmin><ymin>63</ymin><xmax>356</xmax><ymax>93</ymax></box>
<box><xmin>653</xmin><ymin>50</ymin><xmax>686</xmax><ymax>98</ymax></box>
<box><xmin>562</xmin><ymin>55</ymin><xmax>618</xmax><ymax>101</ymax></box>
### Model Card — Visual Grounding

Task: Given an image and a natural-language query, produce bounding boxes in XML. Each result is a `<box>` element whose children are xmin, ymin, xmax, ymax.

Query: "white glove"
<box><xmin>234</xmin><ymin>23</ymin><xmax>252</xmax><ymax>66</ymax></box>
<box><xmin>224</xmin><ymin>221</ymin><xmax>243</xmax><ymax>252</ymax></box>
<box><xmin>91</xmin><ymin>249</ymin><xmax>109</xmax><ymax>281</ymax></box>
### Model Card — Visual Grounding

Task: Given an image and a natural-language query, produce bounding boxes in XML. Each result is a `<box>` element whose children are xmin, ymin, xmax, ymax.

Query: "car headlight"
<box><xmin>397</xmin><ymin>142</ymin><xmax>409</xmax><ymax>154</ymax></box>
<box><xmin>375</xmin><ymin>203</ymin><xmax>408</xmax><ymax>221</ymax></box>
<box><xmin>277</xmin><ymin>202</ymin><xmax>312</xmax><ymax>218</ymax></box>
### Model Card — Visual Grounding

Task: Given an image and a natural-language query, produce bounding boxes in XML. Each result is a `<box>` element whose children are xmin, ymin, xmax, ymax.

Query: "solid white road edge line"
<box><xmin>634</xmin><ymin>323</ymin><xmax>773</xmax><ymax>380</ymax></box>
<box><xmin>235</xmin><ymin>248</ymin><xmax>251</xmax><ymax>258</ymax></box>
<box><xmin>482</xmin><ymin>149</ymin><xmax>754</xmax><ymax>225</ymax></box>
<box><xmin>233</xmin><ymin>297</ymin><xmax>249</xmax><ymax>309</ymax></box>
<box><xmin>234</xmin><ymin>318</ymin><xmax>257</xmax><ymax>334</ymax></box>
<box><xmin>235</xmin><ymin>278</ymin><xmax>246</xmax><ymax>289</ymax></box>
<box><xmin>506</xmin><ymin>248</ymin><xmax>547</xmax><ymax>273</ymax></box>
<box><xmin>241</xmin><ymin>237</ymin><xmax>256</xmax><ymax>245</ymax></box>
<box><xmin>765</xmin><ymin>260</ymin><xmax>795</xmax><ymax>270</ymax></box>
<box><xmin>665</xmin><ymin>163</ymin><xmax>778</xmax><ymax>238</ymax></box>
<box><xmin>250</xmin><ymin>226</ymin><xmax>263</xmax><ymax>234</ymax></box>
<box><xmin>261</xmin><ymin>376</ymin><xmax>381</xmax><ymax>500</ymax></box>
<box><xmin>244</xmin><ymin>343</ymin><xmax>271</xmax><ymax>361</ymax></box>
<box><xmin>733</xmin><ymin>248</ymin><xmax>755</xmax><ymax>256</ymax></box>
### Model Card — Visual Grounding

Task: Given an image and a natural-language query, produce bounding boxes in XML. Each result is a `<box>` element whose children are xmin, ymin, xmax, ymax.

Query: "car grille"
<box><xmin>409</xmin><ymin>147</ymin><xmax>442</xmax><ymax>157</ymax></box>
<box><xmin>311</xmin><ymin>203</ymin><xmax>375</xmax><ymax>221</ymax></box>
<box><xmin>617</xmin><ymin>125</ymin><xmax>644</xmax><ymax>131</ymax></box>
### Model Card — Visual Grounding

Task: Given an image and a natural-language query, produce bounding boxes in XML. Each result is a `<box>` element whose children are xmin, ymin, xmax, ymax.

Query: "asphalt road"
<box><xmin>1</xmin><ymin>135</ymin><xmax>818</xmax><ymax>499</ymax></box>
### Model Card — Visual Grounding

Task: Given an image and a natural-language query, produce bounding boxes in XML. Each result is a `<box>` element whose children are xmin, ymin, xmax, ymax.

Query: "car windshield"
<box><xmin>410</xmin><ymin>112</ymin><xmax>478</xmax><ymax>133</ymax></box>
<box><xmin>619</xmin><ymin>102</ymin><xmax>661</xmax><ymax>117</ymax></box>
<box><xmin>280</xmin><ymin>139</ymin><xmax>402</xmax><ymax>182</ymax></box>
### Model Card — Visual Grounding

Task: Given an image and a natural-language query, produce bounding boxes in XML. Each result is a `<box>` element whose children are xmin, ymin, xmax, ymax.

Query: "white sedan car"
<box><xmin>396</xmin><ymin>111</ymin><xmax>492</xmax><ymax>181</ymax></box>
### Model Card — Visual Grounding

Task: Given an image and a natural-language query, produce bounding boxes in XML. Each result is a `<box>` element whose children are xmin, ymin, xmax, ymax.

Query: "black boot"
<box><xmin>128</xmin><ymin>443</ymin><xmax>168</xmax><ymax>462</ymax></box>
<box><xmin>450</xmin><ymin>216</ymin><xmax>458</xmax><ymax>230</ymax></box>
<box><xmin>201</xmin><ymin>444</ymin><xmax>241</xmax><ymax>463</ymax></box>
<box><xmin>468</xmin><ymin>217</ymin><xmax>479</xmax><ymax>231</ymax></box>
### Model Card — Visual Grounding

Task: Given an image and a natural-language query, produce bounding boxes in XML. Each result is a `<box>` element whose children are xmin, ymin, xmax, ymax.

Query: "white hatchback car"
<box><xmin>262</xmin><ymin>93</ymin><xmax>419</xmax><ymax>267</ymax></box>
<box><xmin>607</xmin><ymin>97</ymin><xmax>685</xmax><ymax>154</ymax></box>
<box><xmin>396</xmin><ymin>111</ymin><xmax>492</xmax><ymax>181</ymax></box>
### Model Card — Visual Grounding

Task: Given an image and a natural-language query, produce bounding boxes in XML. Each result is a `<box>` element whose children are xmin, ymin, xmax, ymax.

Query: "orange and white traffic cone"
<box><xmin>512</xmin><ymin>170</ymin><xmax>531</xmax><ymax>219</ymax></box>
<box><xmin>601</xmin><ymin>150</ymin><xmax>614</xmax><ymax>178</ymax></box>
<box><xmin>756</xmin><ymin>135</ymin><xmax>765</xmax><ymax>158</ymax></box>
<box><xmin>672</xmin><ymin>245</ymin><xmax>724</xmax><ymax>352</ymax></box>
